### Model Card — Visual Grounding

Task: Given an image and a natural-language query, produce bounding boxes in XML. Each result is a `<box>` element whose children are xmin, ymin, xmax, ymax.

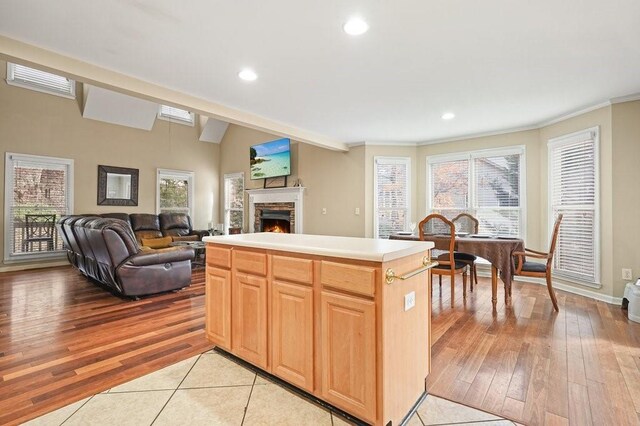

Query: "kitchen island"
<box><xmin>203</xmin><ymin>233</ymin><xmax>435</xmax><ymax>425</ymax></box>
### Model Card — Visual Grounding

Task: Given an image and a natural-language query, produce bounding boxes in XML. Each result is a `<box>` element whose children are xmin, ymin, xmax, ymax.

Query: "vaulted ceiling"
<box><xmin>1</xmin><ymin>0</ymin><xmax>639</xmax><ymax>146</ymax></box>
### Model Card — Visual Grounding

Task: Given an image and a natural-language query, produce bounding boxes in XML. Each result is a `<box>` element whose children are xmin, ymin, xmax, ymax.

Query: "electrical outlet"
<box><xmin>404</xmin><ymin>291</ymin><xmax>416</xmax><ymax>311</ymax></box>
<box><xmin>322</xmin><ymin>207</ymin><xmax>327</xmax><ymax>215</ymax></box>
<box><xmin>355</xmin><ymin>207</ymin><xmax>360</xmax><ymax>215</ymax></box>
<box><xmin>622</xmin><ymin>268</ymin><xmax>633</xmax><ymax>280</ymax></box>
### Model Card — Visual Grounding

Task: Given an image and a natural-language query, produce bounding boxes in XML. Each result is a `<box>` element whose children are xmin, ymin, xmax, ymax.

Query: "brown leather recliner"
<box><xmin>58</xmin><ymin>216</ymin><xmax>194</xmax><ymax>297</ymax></box>
<box><xmin>159</xmin><ymin>212</ymin><xmax>209</xmax><ymax>240</ymax></box>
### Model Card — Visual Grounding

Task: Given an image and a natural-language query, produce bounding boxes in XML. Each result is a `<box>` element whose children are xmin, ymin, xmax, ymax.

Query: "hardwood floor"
<box><xmin>0</xmin><ymin>266</ymin><xmax>212</xmax><ymax>426</ymax></box>
<box><xmin>1</xmin><ymin>266</ymin><xmax>638</xmax><ymax>426</ymax></box>
<box><xmin>428</xmin><ymin>275</ymin><xmax>640</xmax><ymax>426</ymax></box>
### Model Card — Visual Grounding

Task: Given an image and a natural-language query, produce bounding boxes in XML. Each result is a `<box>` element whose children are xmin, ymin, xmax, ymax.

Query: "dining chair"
<box><xmin>419</xmin><ymin>214</ymin><xmax>468</xmax><ymax>307</ymax></box>
<box><xmin>22</xmin><ymin>214</ymin><xmax>57</xmax><ymax>252</ymax></box>
<box><xmin>452</xmin><ymin>213</ymin><xmax>479</xmax><ymax>289</ymax></box>
<box><xmin>513</xmin><ymin>214</ymin><xmax>563</xmax><ymax>312</ymax></box>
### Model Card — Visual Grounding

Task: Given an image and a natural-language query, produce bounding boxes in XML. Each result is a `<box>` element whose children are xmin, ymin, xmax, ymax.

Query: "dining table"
<box><xmin>389</xmin><ymin>233</ymin><xmax>524</xmax><ymax>309</ymax></box>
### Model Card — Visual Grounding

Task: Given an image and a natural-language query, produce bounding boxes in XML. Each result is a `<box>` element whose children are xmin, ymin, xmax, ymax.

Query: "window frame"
<box><xmin>548</xmin><ymin>126</ymin><xmax>600</xmax><ymax>287</ymax></box>
<box><xmin>373</xmin><ymin>156</ymin><xmax>412</xmax><ymax>239</ymax></box>
<box><xmin>4</xmin><ymin>152</ymin><xmax>74</xmax><ymax>262</ymax></box>
<box><xmin>156</xmin><ymin>169</ymin><xmax>195</xmax><ymax>218</ymax></box>
<box><xmin>6</xmin><ymin>62</ymin><xmax>76</xmax><ymax>99</ymax></box>
<box><xmin>426</xmin><ymin>146</ymin><xmax>527</xmax><ymax>238</ymax></box>
<box><xmin>157</xmin><ymin>105</ymin><xmax>195</xmax><ymax>126</ymax></box>
<box><xmin>223</xmin><ymin>172</ymin><xmax>245</xmax><ymax>234</ymax></box>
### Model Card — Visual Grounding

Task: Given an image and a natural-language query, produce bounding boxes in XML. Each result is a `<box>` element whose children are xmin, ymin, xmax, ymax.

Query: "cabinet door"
<box><xmin>205</xmin><ymin>267</ymin><xmax>231</xmax><ymax>350</ymax></box>
<box><xmin>271</xmin><ymin>281</ymin><xmax>314</xmax><ymax>391</ymax></box>
<box><xmin>320</xmin><ymin>291</ymin><xmax>376</xmax><ymax>423</ymax></box>
<box><xmin>232</xmin><ymin>272</ymin><xmax>268</xmax><ymax>368</ymax></box>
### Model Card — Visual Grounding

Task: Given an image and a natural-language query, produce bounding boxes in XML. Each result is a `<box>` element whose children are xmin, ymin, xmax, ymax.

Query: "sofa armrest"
<box><xmin>191</xmin><ymin>229</ymin><xmax>211</xmax><ymax>240</ymax></box>
<box><xmin>128</xmin><ymin>246</ymin><xmax>194</xmax><ymax>266</ymax></box>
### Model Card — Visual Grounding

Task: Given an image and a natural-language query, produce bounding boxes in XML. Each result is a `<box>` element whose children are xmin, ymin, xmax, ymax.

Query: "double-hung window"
<box><xmin>548</xmin><ymin>127</ymin><xmax>599</xmax><ymax>285</ymax></box>
<box><xmin>427</xmin><ymin>147</ymin><xmax>525</xmax><ymax>236</ymax></box>
<box><xmin>157</xmin><ymin>169</ymin><xmax>194</xmax><ymax>217</ymax></box>
<box><xmin>374</xmin><ymin>157</ymin><xmax>411</xmax><ymax>238</ymax></box>
<box><xmin>224</xmin><ymin>173</ymin><xmax>244</xmax><ymax>233</ymax></box>
<box><xmin>4</xmin><ymin>153</ymin><xmax>74</xmax><ymax>261</ymax></box>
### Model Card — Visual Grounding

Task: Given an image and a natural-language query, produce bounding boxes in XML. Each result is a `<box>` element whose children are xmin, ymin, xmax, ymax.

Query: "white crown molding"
<box><xmin>417</xmin><ymin>124</ymin><xmax>540</xmax><ymax>146</ymax></box>
<box><xmin>535</xmin><ymin>100</ymin><xmax>612</xmax><ymax>128</ymax></box>
<box><xmin>611</xmin><ymin>92</ymin><xmax>640</xmax><ymax>104</ymax></box>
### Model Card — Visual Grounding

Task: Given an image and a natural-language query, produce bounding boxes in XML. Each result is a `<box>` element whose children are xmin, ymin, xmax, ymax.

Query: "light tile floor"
<box><xmin>26</xmin><ymin>350</ymin><xmax>515</xmax><ymax>426</ymax></box>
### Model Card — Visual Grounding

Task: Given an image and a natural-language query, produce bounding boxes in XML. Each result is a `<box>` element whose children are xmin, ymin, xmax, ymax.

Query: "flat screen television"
<box><xmin>250</xmin><ymin>138</ymin><xmax>291</xmax><ymax>180</ymax></box>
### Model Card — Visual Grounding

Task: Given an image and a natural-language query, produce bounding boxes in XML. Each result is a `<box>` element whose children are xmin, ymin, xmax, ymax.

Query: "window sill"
<box><xmin>4</xmin><ymin>252</ymin><xmax>66</xmax><ymax>264</ymax></box>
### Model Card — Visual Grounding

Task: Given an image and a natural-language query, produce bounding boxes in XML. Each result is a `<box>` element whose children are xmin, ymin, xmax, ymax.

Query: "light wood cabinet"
<box><xmin>206</xmin><ymin>242</ymin><xmax>431</xmax><ymax>426</ymax></box>
<box><xmin>271</xmin><ymin>280</ymin><xmax>314</xmax><ymax>391</ymax></box>
<box><xmin>320</xmin><ymin>290</ymin><xmax>376</xmax><ymax>422</ymax></box>
<box><xmin>232</xmin><ymin>272</ymin><xmax>268</xmax><ymax>369</ymax></box>
<box><xmin>205</xmin><ymin>267</ymin><xmax>231</xmax><ymax>350</ymax></box>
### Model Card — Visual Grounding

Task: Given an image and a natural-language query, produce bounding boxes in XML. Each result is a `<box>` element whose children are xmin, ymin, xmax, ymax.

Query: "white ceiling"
<box><xmin>1</xmin><ymin>0</ymin><xmax>639</xmax><ymax>145</ymax></box>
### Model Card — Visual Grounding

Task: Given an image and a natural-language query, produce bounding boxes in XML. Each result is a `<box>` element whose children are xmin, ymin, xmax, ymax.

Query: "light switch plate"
<box><xmin>404</xmin><ymin>291</ymin><xmax>416</xmax><ymax>311</ymax></box>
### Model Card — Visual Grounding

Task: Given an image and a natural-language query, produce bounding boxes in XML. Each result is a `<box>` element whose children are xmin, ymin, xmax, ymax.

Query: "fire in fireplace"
<box><xmin>260</xmin><ymin>209</ymin><xmax>291</xmax><ymax>233</ymax></box>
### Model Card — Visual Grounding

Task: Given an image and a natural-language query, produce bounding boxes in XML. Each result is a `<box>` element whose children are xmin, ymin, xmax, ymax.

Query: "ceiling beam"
<box><xmin>0</xmin><ymin>35</ymin><xmax>348</xmax><ymax>152</ymax></box>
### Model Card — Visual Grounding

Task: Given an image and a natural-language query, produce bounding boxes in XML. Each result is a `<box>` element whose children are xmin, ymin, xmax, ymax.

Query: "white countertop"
<box><xmin>202</xmin><ymin>233</ymin><xmax>434</xmax><ymax>262</ymax></box>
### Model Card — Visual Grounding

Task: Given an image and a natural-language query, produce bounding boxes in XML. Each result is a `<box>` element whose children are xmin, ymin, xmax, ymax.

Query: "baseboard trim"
<box><xmin>475</xmin><ymin>266</ymin><xmax>622</xmax><ymax>305</ymax></box>
<box><xmin>0</xmin><ymin>260</ymin><xmax>69</xmax><ymax>273</ymax></box>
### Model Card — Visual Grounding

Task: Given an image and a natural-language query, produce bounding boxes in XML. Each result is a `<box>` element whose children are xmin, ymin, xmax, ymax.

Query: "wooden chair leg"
<box><xmin>439</xmin><ymin>274</ymin><xmax>442</xmax><ymax>289</ymax></box>
<box><xmin>546</xmin><ymin>271</ymin><xmax>559</xmax><ymax>312</ymax></box>
<box><xmin>469</xmin><ymin>263</ymin><xmax>474</xmax><ymax>291</ymax></box>
<box><xmin>450</xmin><ymin>275</ymin><xmax>455</xmax><ymax>308</ymax></box>
<box><xmin>462</xmin><ymin>270</ymin><xmax>467</xmax><ymax>298</ymax></box>
<box><xmin>473</xmin><ymin>263</ymin><xmax>478</xmax><ymax>285</ymax></box>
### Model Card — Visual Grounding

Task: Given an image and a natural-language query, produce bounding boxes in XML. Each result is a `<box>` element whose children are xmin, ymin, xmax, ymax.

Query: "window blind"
<box><xmin>549</xmin><ymin>128</ymin><xmax>599</xmax><ymax>284</ymax></box>
<box><xmin>224</xmin><ymin>173</ymin><xmax>244</xmax><ymax>231</ymax></box>
<box><xmin>375</xmin><ymin>157</ymin><xmax>410</xmax><ymax>238</ymax></box>
<box><xmin>7</xmin><ymin>63</ymin><xmax>75</xmax><ymax>98</ymax></box>
<box><xmin>158</xmin><ymin>105</ymin><xmax>195</xmax><ymax>125</ymax></box>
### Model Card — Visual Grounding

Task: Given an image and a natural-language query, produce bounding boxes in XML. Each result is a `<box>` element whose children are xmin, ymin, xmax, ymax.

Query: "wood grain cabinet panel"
<box><xmin>271</xmin><ymin>281</ymin><xmax>314</xmax><ymax>391</ymax></box>
<box><xmin>272</xmin><ymin>255</ymin><xmax>314</xmax><ymax>285</ymax></box>
<box><xmin>206</xmin><ymin>246</ymin><xmax>231</xmax><ymax>269</ymax></box>
<box><xmin>232</xmin><ymin>272</ymin><xmax>268</xmax><ymax>369</ymax></box>
<box><xmin>320</xmin><ymin>290</ymin><xmax>376</xmax><ymax>423</ymax></box>
<box><xmin>320</xmin><ymin>261</ymin><xmax>376</xmax><ymax>297</ymax></box>
<box><xmin>205</xmin><ymin>267</ymin><xmax>231</xmax><ymax>350</ymax></box>
<box><xmin>233</xmin><ymin>250</ymin><xmax>267</xmax><ymax>276</ymax></box>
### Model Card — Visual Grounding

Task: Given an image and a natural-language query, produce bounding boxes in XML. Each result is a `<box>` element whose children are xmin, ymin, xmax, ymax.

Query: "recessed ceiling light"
<box><xmin>238</xmin><ymin>69</ymin><xmax>257</xmax><ymax>81</ymax></box>
<box><xmin>441</xmin><ymin>112</ymin><xmax>455</xmax><ymax>120</ymax></box>
<box><xmin>343</xmin><ymin>17</ymin><xmax>369</xmax><ymax>36</ymax></box>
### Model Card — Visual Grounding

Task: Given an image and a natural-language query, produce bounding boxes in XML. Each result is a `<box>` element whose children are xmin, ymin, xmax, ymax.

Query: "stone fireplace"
<box><xmin>247</xmin><ymin>187</ymin><xmax>305</xmax><ymax>234</ymax></box>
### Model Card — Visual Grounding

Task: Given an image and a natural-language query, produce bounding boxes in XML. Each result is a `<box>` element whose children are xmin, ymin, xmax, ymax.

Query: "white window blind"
<box><xmin>428</xmin><ymin>147</ymin><xmax>525</xmax><ymax>237</ymax></box>
<box><xmin>374</xmin><ymin>157</ymin><xmax>411</xmax><ymax>238</ymax></box>
<box><xmin>6</xmin><ymin>63</ymin><xmax>75</xmax><ymax>98</ymax></box>
<box><xmin>224</xmin><ymin>173</ymin><xmax>244</xmax><ymax>233</ymax></box>
<box><xmin>4</xmin><ymin>153</ymin><xmax>74</xmax><ymax>261</ymax></box>
<box><xmin>158</xmin><ymin>105</ymin><xmax>195</xmax><ymax>126</ymax></box>
<box><xmin>157</xmin><ymin>169</ymin><xmax>194</xmax><ymax>217</ymax></box>
<box><xmin>549</xmin><ymin>127</ymin><xmax>599</xmax><ymax>285</ymax></box>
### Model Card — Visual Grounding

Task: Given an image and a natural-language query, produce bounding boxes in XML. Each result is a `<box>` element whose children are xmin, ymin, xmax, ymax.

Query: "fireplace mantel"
<box><xmin>247</xmin><ymin>187</ymin><xmax>305</xmax><ymax>233</ymax></box>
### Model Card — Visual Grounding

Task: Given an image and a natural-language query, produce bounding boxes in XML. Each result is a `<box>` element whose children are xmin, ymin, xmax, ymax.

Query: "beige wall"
<box><xmin>0</xmin><ymin>60</ymin><xmax>220</xmax><ymax>267</ymax></box>
<box><xmin>611</xmin><ymin>100</ymin><xmax>640</xmax><ymax>297</ymax></box>
<box><xmin>219</xmin><ymin>125</ymin><xmax>366</xmax><ymax>237</ymax></box>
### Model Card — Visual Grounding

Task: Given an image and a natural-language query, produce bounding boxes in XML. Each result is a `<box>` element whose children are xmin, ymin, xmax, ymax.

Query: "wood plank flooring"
<box><xmin>1</xmin><ymin>266</ymin><xmax>639</xmax><ymax>425</ymax></box>
<box><xmin>428</xmin><ymin>276</ymin><xmax>640</xmax><ymax>426</ymax></box>
<box><xmin>0</xmin><ymin>266</ymin><xmax>212</xmax><ymax>426</ymax></box>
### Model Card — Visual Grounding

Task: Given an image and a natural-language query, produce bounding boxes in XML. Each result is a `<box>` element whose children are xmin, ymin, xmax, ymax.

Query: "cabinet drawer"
<box><xmin>272</xmin><ymin>255</ymin><xmax>314</xmax><ymax>285</ymax></box>
<box><xmin>207</xmin><ymin>246</ymin><xmax>231</xmax><ymax>269</ymax></box>
<box><xmin>233</xmin><ymin>250</ymin><xmax>267</xmax><ymax>276</ymax></box>
<box><xmin>320</xmin><ymin>261</ymin><xmax>376</xmax><ymax>297</ymax></box>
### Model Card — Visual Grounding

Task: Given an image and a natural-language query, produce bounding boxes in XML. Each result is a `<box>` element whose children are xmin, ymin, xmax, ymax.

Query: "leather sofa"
<box><xmin>102</xmin><ymin>212</ymin><xmax>209</xmax><ymax>246</ymax></box>
<box><xmin>57</xmin><ymin>215</ymin><xmax>195</xmax><ymax>298</ymax></box>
